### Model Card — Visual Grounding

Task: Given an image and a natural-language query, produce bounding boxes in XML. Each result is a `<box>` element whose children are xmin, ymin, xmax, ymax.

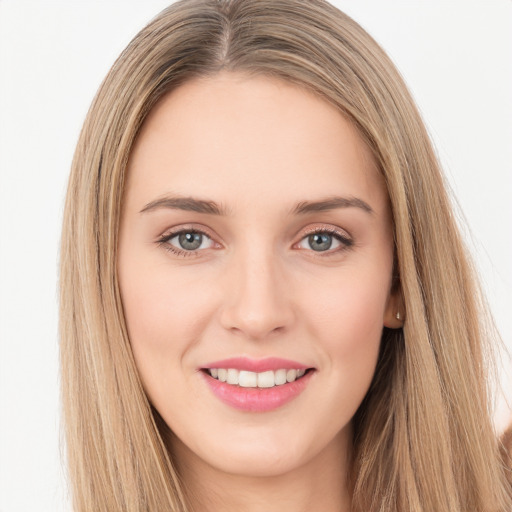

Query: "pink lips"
<box><xmin>201</xmin><ymin>357</ymin><xmax>314</xmax><ymax>412</ymax></box>
<box><xmin>203</xmin><ymin>357</ymin><xmax>310</xmax><ymax>372</ymax></box>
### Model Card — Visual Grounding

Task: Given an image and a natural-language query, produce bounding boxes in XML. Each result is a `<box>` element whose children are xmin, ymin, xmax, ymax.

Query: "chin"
<box><xmin>207</xmin><ymin>444</ymin><xmax>307</xmax><ymax>478</ymax></box>
<box><xmin>174</xmin><ymin>419</ymin><xmax>349</xmax><ymax>481</ymax></box>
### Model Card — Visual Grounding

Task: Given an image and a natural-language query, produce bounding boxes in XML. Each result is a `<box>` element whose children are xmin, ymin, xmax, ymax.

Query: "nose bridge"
<box><xmin>220</xmin><ymin>240</ymin><xmax>293</xmax><ymax>339</ymax></box>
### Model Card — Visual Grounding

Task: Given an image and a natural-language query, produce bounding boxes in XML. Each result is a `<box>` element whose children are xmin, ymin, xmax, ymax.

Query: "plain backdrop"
<box><xmin>1</xmin><ymin>1</ymin><xmax>511</xmax><ymax>510</ymax></box>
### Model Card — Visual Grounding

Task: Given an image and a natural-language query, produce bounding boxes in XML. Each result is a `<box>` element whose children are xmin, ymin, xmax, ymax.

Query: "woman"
<box><xmin>59</xmin><ymin>0</ymin><xmax>512</xmax><ymax>510</ymax></box>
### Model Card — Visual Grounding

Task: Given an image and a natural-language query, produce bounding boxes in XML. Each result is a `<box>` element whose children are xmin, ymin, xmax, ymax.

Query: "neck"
<box><xmin>165</xmin><ymin>427</ymin><xmax>353</xmax><ymax>512</ymax></box>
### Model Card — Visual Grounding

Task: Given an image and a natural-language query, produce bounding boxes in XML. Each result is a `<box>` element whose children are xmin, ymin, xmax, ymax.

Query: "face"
<box><xmin>118</xmin><ymin>72</ymin><xmax>400</xmax><ymax>480</ymax></box>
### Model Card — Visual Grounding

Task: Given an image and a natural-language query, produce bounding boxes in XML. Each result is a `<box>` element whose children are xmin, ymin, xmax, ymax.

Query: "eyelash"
<box><xmin>298</xmin><ymin>226</ymin><xmax>354</xmax><ymax>255</ymax></box>
<box><xmin>156</xmin><ymin>226</ymin><xmax>217</xmax><ymax>258</ymax></box>
<box><xmin>156</xmin><ymin>225</ymin><xmax>353</xmax><ymax>258</ymax></box>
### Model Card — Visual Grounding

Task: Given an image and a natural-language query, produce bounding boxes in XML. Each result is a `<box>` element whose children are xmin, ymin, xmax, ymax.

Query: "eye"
<box><xmin>296</xmin><ymin>228</ymin><xmax>353</xmax><ymax>253</ymax></box>
<box><xmin>158</xmin><ymin>229</ymin><xmax>216</xmax><ymax>255</ymax></box>
<box><xmin>172</xmin><ymin>232</ymin><xmax>211</xmax><ymax>251</ymax></box>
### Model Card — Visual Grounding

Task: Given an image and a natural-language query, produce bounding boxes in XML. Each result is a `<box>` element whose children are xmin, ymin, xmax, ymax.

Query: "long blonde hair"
<box><xmin>60</xmin><ymin>1</ymin><xmax>512</xmax><ymax>510</ymax></box>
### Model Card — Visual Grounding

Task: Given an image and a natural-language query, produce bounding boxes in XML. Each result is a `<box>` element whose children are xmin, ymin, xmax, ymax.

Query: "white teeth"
<box><xmin>207</xmin><ymin>368</ymin><xmax>308</xmax><ymax>388</ymax></box>
<box><xmin>227</xmin><ymin>368</ymin><xmax>239</xmax><ymax>385</ymax></box>
<box><xmin>239</xmin><ymin>370</ymin><xmax>258</xmax><ymax>387</ymax></box>
<box><xmin>274</xmin><ymin>369</ymin><xmax>287</xmax><ymax>385</ymax></box>
<box><xmin>257</xmin><ymin>370</ymin><xmax>275</xmax><ymax>388</ymax></box>
<box><xmin>286</xmin><ymin>369</ymin><xmax>297</xmax><ymax>382</ymax></box>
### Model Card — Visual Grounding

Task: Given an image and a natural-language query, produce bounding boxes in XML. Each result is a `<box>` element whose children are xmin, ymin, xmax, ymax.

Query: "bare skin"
<box><xmin>118</xmin><ymin>72</ymin><xmax>401</xmax><ymax>511</ymax></box>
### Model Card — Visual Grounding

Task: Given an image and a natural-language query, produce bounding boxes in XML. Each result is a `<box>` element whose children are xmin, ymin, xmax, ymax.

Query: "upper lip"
<box><xmin>202</xmin><ymin>357</ymin><xmax>312</xmax><ymax>373</ymax></box>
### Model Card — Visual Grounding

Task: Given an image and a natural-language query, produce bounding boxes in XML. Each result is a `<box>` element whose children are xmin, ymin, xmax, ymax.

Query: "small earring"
<box><xmin>396</xmin><ymin>311</ymin><xmax>401</xmax><ymax>320</ymax></box>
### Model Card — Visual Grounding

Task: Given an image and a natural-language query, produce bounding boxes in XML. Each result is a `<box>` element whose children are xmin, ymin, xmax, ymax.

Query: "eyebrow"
<box><xmin>140</xmin><ymin>196</ymin><xmax>228</xmax><ymax>215</ymax></box>
<box><xmin>139</xmin><ymin>194</ymin><xmax>374</xmax><ymax>216</ymax></box>
<box><xmin>292</xmin><ymin>196</ymin><xmax>374</xmax><ymax>215</ymax></box>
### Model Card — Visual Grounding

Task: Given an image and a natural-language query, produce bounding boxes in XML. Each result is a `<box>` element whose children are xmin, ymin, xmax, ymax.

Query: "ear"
<box><xmin>383</xmin><ymin>288</ymin><xmax>404</xmax><ymax>329</ymax></box>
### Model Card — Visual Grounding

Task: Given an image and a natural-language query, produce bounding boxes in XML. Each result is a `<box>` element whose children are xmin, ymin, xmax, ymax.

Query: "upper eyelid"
<box><xmin>297</xmin><ymin>224</ymin><xmax>352</xmax><ymax>240</ymax></box>
<box><xmin>158</xmin><ymin>224</ymin><xmax>218</xmax><ymax>241</ymax></box>
<box><xmin>156</xmin><ymin>223</ymin><xmax>353</xmax><ymax>248</ymax></box>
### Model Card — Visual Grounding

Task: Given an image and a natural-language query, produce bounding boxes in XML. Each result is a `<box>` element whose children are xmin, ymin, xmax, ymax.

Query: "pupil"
<box><xmin>309</xmin><ymin>233</ymin><xmax>332</xmax><ymax>251</ymax></box>
<box><xmin>178</xmin><ymin>232</ymin><xmax>202</xmax><ymax>250</ymax></box>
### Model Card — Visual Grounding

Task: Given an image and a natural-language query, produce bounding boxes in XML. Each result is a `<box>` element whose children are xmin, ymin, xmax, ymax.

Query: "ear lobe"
<box><xmin>383</xmin><ymin>290</ymin><xmax>404</xmax><ymax>329</ymax></box>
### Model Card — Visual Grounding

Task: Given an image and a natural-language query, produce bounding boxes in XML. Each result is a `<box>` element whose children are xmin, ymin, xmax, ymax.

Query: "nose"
<box><xmin>219</xmin><ymin>246</ymin><xmax>295</xmax><ymax>340</ymax></box>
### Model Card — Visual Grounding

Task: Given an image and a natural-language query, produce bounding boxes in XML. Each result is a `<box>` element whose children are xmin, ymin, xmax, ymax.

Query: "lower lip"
<box><xmin>201</xmin><ymin>370</ymin><xmax>314</xmax><ymax>412</ymax></box>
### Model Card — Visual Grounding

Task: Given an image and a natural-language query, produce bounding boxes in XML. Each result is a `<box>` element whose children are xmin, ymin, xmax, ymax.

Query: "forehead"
<box><xmin>126</xmin><ymin>72</ymin><xmax>388</xmax><ymax>214</ymax></box>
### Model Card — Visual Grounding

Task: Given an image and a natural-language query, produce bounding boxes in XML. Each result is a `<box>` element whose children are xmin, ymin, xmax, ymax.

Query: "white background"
<box><xmin>0</xmin><ymin>1</ymin><xmax>511</xmax><ymax>510</ymax></box>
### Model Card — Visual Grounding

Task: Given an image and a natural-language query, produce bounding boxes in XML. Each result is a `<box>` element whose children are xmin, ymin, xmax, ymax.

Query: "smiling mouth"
<box><xmin>203</xmin><ymin>368</ymin><xmax>312</xmax><ymax>388</ymax></box>
<box><xmin>201</xmin><ymin>364</ymin><xmax>315</xmax><ymax>412</ymax></box>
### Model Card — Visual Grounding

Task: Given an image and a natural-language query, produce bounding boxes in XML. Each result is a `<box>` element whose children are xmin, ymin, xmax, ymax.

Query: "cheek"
<box><xmin>304</xmin><ymin>263</ymin><xmax>391</xmax><ymax>391</ymax></box>
<box><xmin>120</xmin><ymin>251</ymin><xmax>214</xmax><ymax>342</ymax></box>
<box><xmin>117</xmin><ymin>252</ymin><xmax>214</xmax><ymax>395</ymax></box>
<box><xmin>309</xmin><ymin>264</ymin><xmax>390</xmax><ymax>339</ymax></box>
